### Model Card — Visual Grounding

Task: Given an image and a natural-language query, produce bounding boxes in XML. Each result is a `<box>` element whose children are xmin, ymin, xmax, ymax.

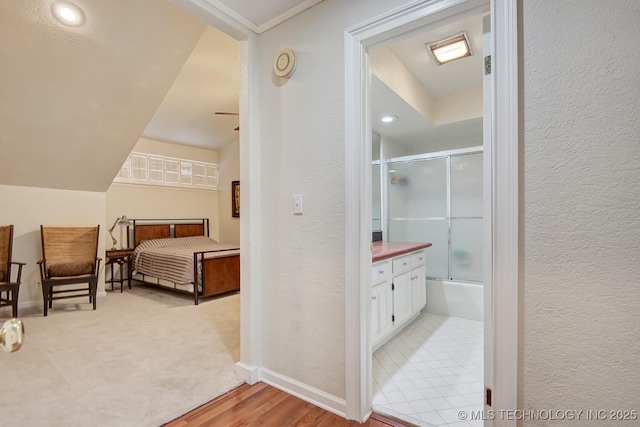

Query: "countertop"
<box><xmin>372</xmin><ymin>241</ymin><xmax>432</xmax><ymax>263</ymax></box>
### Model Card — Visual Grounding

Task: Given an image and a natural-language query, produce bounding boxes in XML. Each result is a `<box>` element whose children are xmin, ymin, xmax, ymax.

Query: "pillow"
<box><xmin>48</xmin><ymin>262</ymin><xmax>94</xmax><ymax>278</ymax></box>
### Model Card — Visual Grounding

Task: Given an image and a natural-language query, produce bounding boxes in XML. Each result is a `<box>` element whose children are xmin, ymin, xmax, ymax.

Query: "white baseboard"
<box><xmin>235</xmin><ymin>362</ymin><xmax>260</xmax><ymax>384</ymax></box>
<box><xmin>259</xmin><ymin>368</ymin><xmax>347</xmax><ymax>418</ymax></box>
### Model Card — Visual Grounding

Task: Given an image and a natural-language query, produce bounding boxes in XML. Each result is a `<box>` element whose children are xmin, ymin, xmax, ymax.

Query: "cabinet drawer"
<box><xmin>372</xmin><ymin>260</ymin><xmax>391</xmax><ymax>285</ymax></box>
<box><xmin>411</xmin><ymin>251</ymin><xmax>426</xmax><ymax>269</ymax></box>
<box><xmin>392</xmin><ymin>255</ymin><xmax>411</xmax><ymax>275</ymax></box>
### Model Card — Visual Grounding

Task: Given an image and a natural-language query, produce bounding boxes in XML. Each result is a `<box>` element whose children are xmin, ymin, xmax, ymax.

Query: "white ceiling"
<box><xmin>149</xmin><ymin>5</ymin><xmax>486</xmax><ymax>152</ymax></box>
<box><xmin>142</xmin><ymin>0</ymin><xmax>324</xmax><ymax>150</ymax></box>
<box><xmin>207</xmin><ymin>0</ymin><xmax>324</xmax><ymax>33</ymax></box>
<box><xmin>0</xmin><ymin>0</ymin><xmax>208</xmax><ymax>191</ymax></box>
<box><xmin>0</xmin><ymin>0</ymin><xmax>325</xmax><ymax>191</ymax></box>
<box><xmin>371</xmin><ymin>12</ymin><xmax>487</xmax><ymax>147</ymax></box>
<box><xmin>1</xmin><ymin>0</ymin><xmax>487</xmax><ymax>191</ymax></box>
<box><xmin>388</xmin><ymin>13</ymin><xmax>485</xmax><ymax>98</ymax></box>
<box><xmin>142</xmin><ymin>26</ymin><xmax>240</xmax><ymax>150</ymax></box>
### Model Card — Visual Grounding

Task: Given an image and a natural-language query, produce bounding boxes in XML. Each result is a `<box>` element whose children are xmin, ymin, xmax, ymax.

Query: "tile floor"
<box><xmin>373</xmin><ymin>313</ymin><xmax>484</xmax><ymax>427</ymax></box>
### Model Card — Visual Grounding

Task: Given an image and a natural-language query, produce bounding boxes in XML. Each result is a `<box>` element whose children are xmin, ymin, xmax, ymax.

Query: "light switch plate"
<box><xmin>293</xmin><ymin>194</ymin><xmax>303</xmax><ymax>214</ymax></box>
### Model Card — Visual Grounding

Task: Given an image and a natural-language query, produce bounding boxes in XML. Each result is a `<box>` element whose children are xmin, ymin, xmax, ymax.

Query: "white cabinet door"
<box><xmin>393</xmin><ymin>271</ymin><xmax>413</xmax><ymax>327</ymax></box>
<box><xmin>411</xmin><ymin>265</ymin><xmax>427</xmax><ymax>313</ymax></box>
<box><xmin>372</xmin><ymin>281</ymin><xmax>393</xmax><ymax>346</ymax></box>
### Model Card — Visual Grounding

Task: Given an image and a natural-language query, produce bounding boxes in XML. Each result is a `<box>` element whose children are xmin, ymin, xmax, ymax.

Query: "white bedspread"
<box><xmin>132</xmin><ymin>236</ymin><xmax>239</xmax><ymax>285</ymax></box>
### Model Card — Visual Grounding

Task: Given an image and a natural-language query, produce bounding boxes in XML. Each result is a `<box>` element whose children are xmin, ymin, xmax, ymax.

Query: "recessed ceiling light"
<box><xmin>51</xmin><ymin>1</ymin><xmax>85</xmax><ymax>27</ymax></box>
<box><xmin>426</xmin><ymin>33</ymin><xmax>471</xmax><ymax>65</ymax></box>
<box><xmin>381</xmin><ymin>115</ymin><xmax>398</xmax><ymax>123</ymax></box>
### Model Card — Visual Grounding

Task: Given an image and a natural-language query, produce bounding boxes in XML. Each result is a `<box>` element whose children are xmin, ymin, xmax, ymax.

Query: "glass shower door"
<box><xmin>372</xmin><ymin>163</ymin><xmax>381</xmax><ymax>231</ymax></box>
<box><xmin>450</xmin><ymin>153</ymin><xmax>483</xmax><ymax>281</ymax></box>
<box><xmin>386</xmin><ymin>149</ymin><xmax>483</xmax><ymax>282</ymax></box>
<box><xmin>387</xmin><ymin>157</ymin><xmax>449</xmax><ymax>279</ymax></box>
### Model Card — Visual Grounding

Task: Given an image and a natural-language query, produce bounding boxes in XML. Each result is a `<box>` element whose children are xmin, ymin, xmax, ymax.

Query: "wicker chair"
<box><xmin>0</xmin><ymin>225</ymin><xmax>25</xmax><ymax>318</ymax></box>
<box><xmin>38</xmin><ymin>225</ymin><xmax>101</xmax><ymax>316</ymax></box>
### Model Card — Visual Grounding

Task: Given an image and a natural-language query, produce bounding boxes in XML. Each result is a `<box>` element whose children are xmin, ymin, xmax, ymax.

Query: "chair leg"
<box><xmin>12</xmin><ymin>287</ymin><xmax>19</xmax><ymax>318</ymax></box>
<box><xmin>42</xmin><ymin>283</ymin><xmax>49</xmax><ymax>317</ymax></box>
<box><xmin>91</xmin><ymin>280</ymin><xmax>97</xmax><ymax>311</ymax></box>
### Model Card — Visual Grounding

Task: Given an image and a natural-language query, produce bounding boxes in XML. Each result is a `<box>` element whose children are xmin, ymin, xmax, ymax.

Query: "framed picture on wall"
<box><xmin>232</xmin><ymin>180</ymin><xmax>240</xmax><ymax>218</ymax></box>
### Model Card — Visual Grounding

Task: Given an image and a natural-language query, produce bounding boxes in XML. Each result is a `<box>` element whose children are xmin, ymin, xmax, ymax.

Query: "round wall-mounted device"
<box><xmin>274</xmin><ymin>48</ymin><xmax>296</xmax><ymax>78</ymax></box>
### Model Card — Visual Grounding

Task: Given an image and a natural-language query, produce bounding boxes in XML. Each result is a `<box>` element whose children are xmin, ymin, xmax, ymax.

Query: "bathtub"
<box><xmin>426</xmin><ymin>279</ymin><xmax>484</xmax><ymax>321</ymax></box>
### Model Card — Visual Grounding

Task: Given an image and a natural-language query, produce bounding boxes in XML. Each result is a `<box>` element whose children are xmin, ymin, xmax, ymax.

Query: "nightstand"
<box><xmin>105</xmin><ymin>248</ymin><xmax>134</xmax><ymax>292</ymax></box>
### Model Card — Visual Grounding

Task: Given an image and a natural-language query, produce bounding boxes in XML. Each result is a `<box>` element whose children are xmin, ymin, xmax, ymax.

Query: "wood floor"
<box><xmin>163</xmin><ymin>382</ymin><xmax>413</xmax><ymax>427</ymax></box>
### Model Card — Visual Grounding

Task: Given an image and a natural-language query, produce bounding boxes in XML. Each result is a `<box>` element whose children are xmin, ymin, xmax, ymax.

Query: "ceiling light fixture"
<box><xmin>51</xmin><ymin>1</ymin><xmax>85</xmax><ymax>27</ymax></box>
<box><xmin>426</xmin><ymin>33</ymin><xmax>471</xmax><ymax>65</ymax></box>
<box><xmin>381</xmin><ymin>115</ymin><xmax>398</xmax><ymax>123</ymax></box>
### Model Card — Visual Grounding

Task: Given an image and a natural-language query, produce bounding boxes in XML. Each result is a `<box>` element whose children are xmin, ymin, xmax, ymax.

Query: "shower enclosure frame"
<box><xmin>381</xmin><ymin>145</ymin><xmax>484</xmax><ymax>283</ymax></box>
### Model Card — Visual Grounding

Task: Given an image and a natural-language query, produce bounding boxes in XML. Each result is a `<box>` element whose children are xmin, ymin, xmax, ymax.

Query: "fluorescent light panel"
<box><xmin>427</xmin><ymin>33</ymin><xmax>471</xmax><ymax>65</ymax></box>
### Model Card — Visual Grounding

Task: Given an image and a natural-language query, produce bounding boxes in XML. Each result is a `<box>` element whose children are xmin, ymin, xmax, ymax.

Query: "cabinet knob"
<box><xmin>403</xmin><ymin>262</ymin><xmax>407</xmax><ymax>266</ymax></box>
<box><xmin>372</xmin><ymin>295</ymin><xmax>377</xmax><ymax>300</ymax></box>
<box><xmin>378</xmin><ymin>270</ymin><xmax>384</xmax><ymax>274</ymax></box>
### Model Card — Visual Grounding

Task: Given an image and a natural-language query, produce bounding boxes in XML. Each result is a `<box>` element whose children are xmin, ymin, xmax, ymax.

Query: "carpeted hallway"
<box><xmin>0</xmin><ymin>285</ymin><xmax>242</xmax><ymax>427</ymax></box>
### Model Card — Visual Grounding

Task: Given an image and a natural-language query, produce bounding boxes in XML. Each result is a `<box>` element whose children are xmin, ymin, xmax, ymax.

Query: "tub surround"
<box><xmin>372</xmin><ymin>241</ymin><xmax>432</xmax><ymax>262</ymax></box>
<box><xmin>427</xmin><ymin>279</ymin><xmax>484</xmax><ymax>321</ymax></box>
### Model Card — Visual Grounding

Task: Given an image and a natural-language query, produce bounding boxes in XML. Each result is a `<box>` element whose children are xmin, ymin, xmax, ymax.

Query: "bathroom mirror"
<box><xmin>372</xmin><ymin>132</ymin><xmax>382</xmax><ymax>233</ymax></box>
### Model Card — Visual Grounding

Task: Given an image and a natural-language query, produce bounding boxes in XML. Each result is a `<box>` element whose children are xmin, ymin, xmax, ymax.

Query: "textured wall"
<box><xmin>523</xmin><ymin>0</ymin><xmax>640</xmax><ymax>418</ymax></box>
<box><xmin>254</xmin><ymin>0</ymin><xmax>415</xmax><ymax>399</ymax></box>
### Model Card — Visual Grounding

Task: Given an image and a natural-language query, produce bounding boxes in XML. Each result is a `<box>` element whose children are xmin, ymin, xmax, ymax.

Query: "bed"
<box><xmin>127</xmin><ymin>219</ymin><xmax>240</xmax><ymax>305</ymax></box>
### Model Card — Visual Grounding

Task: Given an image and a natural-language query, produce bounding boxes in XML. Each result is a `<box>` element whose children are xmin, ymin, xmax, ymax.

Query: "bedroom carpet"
<box><xmin>0</xmin><ymin>285</ymin><xmax>243</xmax><ymax>427</ymax></box>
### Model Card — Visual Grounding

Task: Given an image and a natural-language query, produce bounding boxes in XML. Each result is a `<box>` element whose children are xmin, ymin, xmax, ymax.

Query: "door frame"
<box><xmin>170</xmin><ymin>0</ymin><xmax>263</xmax><ymax>384</ymax></box>
<box><xmin>344</xmin><ymin>0</ymin><xmax>520</xmax><ymax>422</ymax></box>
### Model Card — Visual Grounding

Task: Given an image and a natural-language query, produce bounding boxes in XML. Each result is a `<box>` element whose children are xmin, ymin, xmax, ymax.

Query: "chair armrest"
<box><xmin>9</xmin><ymin>261</ymin><xmax>26</xmax><ymax>283</ymax></box>
<box><xmin>37</xmin><ymin>259</ymin><xmax>47</xmax><ymax>280</ymax></box>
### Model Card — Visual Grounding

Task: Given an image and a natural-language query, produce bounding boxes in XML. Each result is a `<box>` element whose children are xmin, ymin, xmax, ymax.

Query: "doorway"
<box><xmin>344</xmin><ymin>0</ymin><xmax>521</xmax><ymax>423</ymax></box>
<box><xmin>368</xmin><ymin>12</ymin><xmax>487</xmax><ymax>425</ymax></box>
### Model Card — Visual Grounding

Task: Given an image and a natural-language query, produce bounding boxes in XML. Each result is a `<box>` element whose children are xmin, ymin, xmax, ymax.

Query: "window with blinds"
<box><xmin>113</xmin><ymin>152</ymin><xmax>218</xmax><ymax>190</ymax></box>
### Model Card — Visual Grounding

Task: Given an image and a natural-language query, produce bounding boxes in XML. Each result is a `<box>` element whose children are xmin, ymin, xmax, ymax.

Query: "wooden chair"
<box><xmin>38</xmin><ymin>226</ymin><xmax>101</xmax><ymax>316</ymax></box>
<box><xmin>0</xmin><ymin>225</ymin><xmax>25</xmax><ymax>318</ymax></box>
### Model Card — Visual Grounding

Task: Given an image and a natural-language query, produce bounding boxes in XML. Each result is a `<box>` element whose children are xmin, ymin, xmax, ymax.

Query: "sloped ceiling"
<box><xmin>142</xmin><ymin>26</ymin><xmax>239</xmax><ymax>149</ymax></box>
<box><xmin>0</xmin><ymin>0</ymin><xmax>206</xmax><ymax>192</ymax></box>
<box><xmin>1</xmin><ymin>0</ymin><xmax>482</xmax><ymax>192</ymax></box>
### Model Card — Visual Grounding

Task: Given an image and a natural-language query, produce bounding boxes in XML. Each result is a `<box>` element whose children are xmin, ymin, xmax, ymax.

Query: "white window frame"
<box><xmin>113</xmin><ymin>152</ymin><xmax>218</xmax><ymax>190</ymax></box>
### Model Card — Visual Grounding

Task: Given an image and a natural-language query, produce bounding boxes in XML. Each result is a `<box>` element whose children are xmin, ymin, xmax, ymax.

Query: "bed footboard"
<box><xmin>193</xmin><ymin>252</ymin><xmax>240</xmax><ymax>304</ymax></box>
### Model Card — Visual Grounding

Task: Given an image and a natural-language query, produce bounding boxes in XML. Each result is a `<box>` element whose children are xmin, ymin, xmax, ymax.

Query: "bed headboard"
<box><xmin>128</xmin><ymin>219</ymin><xmax>209</xmax><ymax>248</ymax></box>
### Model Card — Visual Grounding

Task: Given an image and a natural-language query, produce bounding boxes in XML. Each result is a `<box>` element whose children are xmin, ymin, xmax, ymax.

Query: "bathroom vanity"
<box><xmin>371</xmin><ymin>241</ymin><xmax>432</xmax><ymax>351</ymax></box>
